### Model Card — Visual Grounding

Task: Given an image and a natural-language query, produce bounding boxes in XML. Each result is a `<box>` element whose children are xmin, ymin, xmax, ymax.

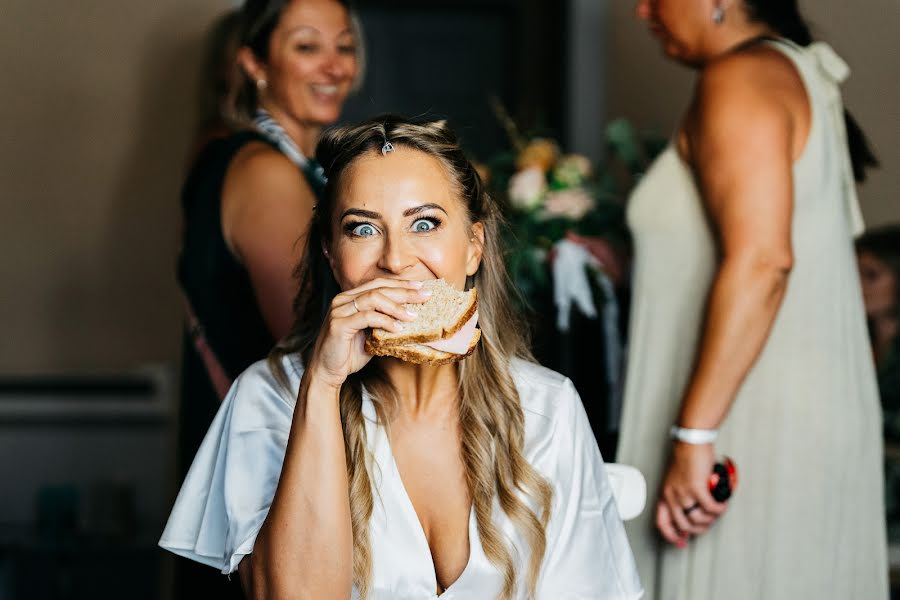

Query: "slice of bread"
<box><xmin>365</xmin><ymin>329</ymin><xmax>481</xmax><ymax>365</ymax></box>
<box><xmin>365</xmin><ymin>278</ymin><xmax>480</xmax><ymax>366</ymax></box>
<box><xmin>369</xmin><ymin>279</ymin><xmax>477</xmax><ymax>346</ymax></box>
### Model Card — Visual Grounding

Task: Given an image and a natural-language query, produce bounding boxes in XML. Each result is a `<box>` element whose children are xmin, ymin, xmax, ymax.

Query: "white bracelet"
<box><xmin>670</xmin><ymin>425</ymin><xmax>718</xmax><ymax>444</ymax></box>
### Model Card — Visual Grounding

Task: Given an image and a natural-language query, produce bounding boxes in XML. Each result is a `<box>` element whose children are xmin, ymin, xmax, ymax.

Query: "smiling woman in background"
<box><xmin>174</xmin><ymin>0</ymin><xmax>361</xmax><ymax>597</ymax></box>
<box><xmin>615</xmin><ymin>0</ymin><xmax>887</xmax><ymax>598</ymax></box>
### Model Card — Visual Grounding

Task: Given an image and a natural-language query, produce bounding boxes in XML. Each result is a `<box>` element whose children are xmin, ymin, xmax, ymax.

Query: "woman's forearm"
<box><xmin>678</xmin><ymin>252</ymin><xmax>792</xmax><ymax>430</ymax></box>
<box><xmin>249</xmin><ymin>373</ymin><xmax>353</xmax><ymax>599</ymax></box>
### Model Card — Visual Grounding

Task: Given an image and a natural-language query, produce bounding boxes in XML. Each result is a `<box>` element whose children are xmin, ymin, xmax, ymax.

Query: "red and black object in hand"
<box><xmin>672</xmin><ymin>457</ymin><xmax>738</xmax><ymax>548</ymax></box>
<box><xmin>709</xmin><ymin>457</ymin><xmax>738</xmax><ymax>502</ymax></box>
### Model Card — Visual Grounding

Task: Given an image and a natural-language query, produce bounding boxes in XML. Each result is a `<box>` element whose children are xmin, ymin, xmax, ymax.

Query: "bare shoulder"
<box><xmin>700</xmin><ymin>45</ymin><xmax>805</xmax><ymax>96</ymax></box>
<box><xmin>226</xmin><ymin>141</ymin><xmax>309</xmax><ymax>196</ymax></box>
<box><xmin>222</xmin><ymin>141</ymin><xmax>315</xmax><ymax>224</ymax></box>
<box><xmin>220</xmin><ymin>139</ymin><xmax>315</xmax><ymax>262</ymax></box>
<box><xmin>693</xmin><ymin>46</ymin><xmax>807</xmax><ymax>126</ymax></box>
<box><xmin>684</xmin><ymin>45</ymin><xmax>809</xmax><ymax>165</ymax></box>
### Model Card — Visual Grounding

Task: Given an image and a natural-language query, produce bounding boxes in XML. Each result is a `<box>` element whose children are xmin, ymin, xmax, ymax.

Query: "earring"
<box><xmin>256</xmin><ymin>79</ymin><xmax>267</xmax><ymax>91</ymax></box>
<box><xmin>712</xmin><ymin>5</ymin><xmax>725</xmax><ymax>24</ymax></box>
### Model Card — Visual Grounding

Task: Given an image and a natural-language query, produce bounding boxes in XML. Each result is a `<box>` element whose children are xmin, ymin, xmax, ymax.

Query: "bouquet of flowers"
<box><xmin>483</xmin><ymin>101</ymin><xmax>664</xmax><ymax>309</ymax></box>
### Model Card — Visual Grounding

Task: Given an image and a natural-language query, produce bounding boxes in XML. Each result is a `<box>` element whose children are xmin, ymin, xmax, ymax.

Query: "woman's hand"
<box><xmin>307</xmin><ymin>278</ymin><xmax>431</xmax><ymax>390</ymax></box>
<box><xmin>655</xmin><ymin>442</ymin><xmax>728</xmax><ymax>547</ymax></box>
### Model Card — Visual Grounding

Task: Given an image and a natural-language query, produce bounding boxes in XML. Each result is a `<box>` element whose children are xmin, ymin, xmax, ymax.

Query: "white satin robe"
<box><xmin>160</xmin><ymin>355</ymin><xmax>642</xmax><ymax>599</ymax></box>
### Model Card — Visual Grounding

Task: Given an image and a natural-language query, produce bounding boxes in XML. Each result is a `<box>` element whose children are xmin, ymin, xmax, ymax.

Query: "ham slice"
<box><xmin>423</xmin><ymin>311</ymin><xmax>479</xmax><ymax>354</ymax></box>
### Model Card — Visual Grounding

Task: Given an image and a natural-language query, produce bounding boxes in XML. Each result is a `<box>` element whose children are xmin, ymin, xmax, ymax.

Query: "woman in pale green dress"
<box><xmin>615</xmin><ymin>0</ymin><xmax>888</xmax><ymax>598</ymax></box>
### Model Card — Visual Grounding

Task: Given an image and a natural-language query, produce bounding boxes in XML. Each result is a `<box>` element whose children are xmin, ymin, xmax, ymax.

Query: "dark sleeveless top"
<box><xmin>176</xmin><ymin>130</ymin><xmax>322</xmax><ymax>478</ymax></box>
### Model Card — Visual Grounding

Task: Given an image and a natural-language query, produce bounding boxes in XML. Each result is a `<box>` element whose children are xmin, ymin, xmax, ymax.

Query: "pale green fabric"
<box><xmin>617</xmin><ymin>39</ymin><xmax>888</xmax><ymax>599</ymax></box>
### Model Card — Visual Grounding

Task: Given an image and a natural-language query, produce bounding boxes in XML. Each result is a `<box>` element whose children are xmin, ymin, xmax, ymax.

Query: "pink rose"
<box><xmin>540</xmin><ymin>187</ymin><xmax>595</xmax><ymax>221</ymax></box>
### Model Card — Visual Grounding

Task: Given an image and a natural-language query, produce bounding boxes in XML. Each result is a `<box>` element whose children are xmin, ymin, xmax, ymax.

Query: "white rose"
<box><xmin>508</xmin><ymin>167</ymin><xmax>547</xmax><ymax>211</ymax></box>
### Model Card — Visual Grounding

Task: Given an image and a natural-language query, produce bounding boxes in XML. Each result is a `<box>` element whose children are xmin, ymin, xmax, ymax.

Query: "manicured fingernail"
<box><xmin>406</xmin><ymin>309</ymin><xmax>418</xmax><ymax>318</ymax></box>
<box><xmin>676</xmin><ymin>538</ymin><xmax>687</xmax><ymax>549</ymax></box>
<box><xmin>419</xmin><ymin>289</ymin><xmax>432</xmax><ymax>298</ymax></box>
<box><xmin>409</xmin><ymin>280</ymin><xmax>423</xmax><ymax>288</ymax></box>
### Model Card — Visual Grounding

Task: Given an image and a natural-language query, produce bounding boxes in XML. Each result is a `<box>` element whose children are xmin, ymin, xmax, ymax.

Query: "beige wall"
<box><xmin>1</xmin><ymin>2</ymin><xmax>896</xmax><ymax>374</ymax></box>
<box><xmin>607</xmin><ymin>0</ymin><xmax>900</xmax><ymax>226</ymax></box>
<box><xmin>0</xmin><ymin>1</ymin><xmax>228</xmax><ymax>373</ymax></box>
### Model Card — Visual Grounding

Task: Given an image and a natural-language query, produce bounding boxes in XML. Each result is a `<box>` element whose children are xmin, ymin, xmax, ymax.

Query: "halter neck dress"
<box><xmin>616</xmin><ymin>39</ymin><xmax>888</xmax><ymax>599</ymax></box>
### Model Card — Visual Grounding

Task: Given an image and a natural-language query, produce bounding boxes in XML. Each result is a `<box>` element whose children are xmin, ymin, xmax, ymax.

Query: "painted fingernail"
<box><xmin>676</xmin><ymin>538</ymin><xmax>687</xmax><ymax>549</ymax></box>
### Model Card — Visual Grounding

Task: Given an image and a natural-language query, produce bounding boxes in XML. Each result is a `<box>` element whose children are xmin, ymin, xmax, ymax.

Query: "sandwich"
<box><xmin>364</xmin><ymin>278</ymin><xmax>481</xmax><ymax>365</ymax></box>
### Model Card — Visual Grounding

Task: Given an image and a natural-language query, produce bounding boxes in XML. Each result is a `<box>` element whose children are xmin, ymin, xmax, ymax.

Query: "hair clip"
<box><xmin>381</xmin><ymin>141</ymin><xmax>394</xmax><ymax>155</ymax></box>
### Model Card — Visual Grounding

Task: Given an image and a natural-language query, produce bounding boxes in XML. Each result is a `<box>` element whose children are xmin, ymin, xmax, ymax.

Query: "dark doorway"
<box><xmin>342</xmin><ymin>0</ymin><xmax>567</xmax><ymax>160</ymax></box>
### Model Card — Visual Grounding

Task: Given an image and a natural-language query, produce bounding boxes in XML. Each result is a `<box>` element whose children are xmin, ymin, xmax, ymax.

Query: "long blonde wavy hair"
<box><xmin>269</xmin><ymin>115</ymin><xmax>553</xmax><ymax>599</ymax></box>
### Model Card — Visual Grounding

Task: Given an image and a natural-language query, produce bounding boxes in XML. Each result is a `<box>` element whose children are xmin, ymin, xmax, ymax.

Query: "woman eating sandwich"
<box><xmin>159</xmin><ymin>115</ymin><xmax>642</xmax><ymax>600</ymax></box>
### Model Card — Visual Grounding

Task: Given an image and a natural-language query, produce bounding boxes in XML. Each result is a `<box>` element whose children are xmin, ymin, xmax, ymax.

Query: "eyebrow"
<box><xmin>340</xmin><ymin>208</ymin><xmax>381</xmax><ymax>220</ymax></box>
<box><xmin>339</xmin><ymin>204</ymin><xmax>449</xmax><ymax>221</ymax></box>
<box><xmin>403</xmin><ymin>203</ymin><xmax>448</xmax><ymax>217</ymax></box>
<box><xmin>285</xmin><ymin>26</ymin><xmax>354</xmax><ymax>38</ymax></box>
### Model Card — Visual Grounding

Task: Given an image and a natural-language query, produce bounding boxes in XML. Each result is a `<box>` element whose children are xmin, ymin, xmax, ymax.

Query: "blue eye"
<box><xmin>352</xmin><ymin>223</ymin><xmax>377</xmax><ymax>237</ymax></box>
<box><xmin>412</xmin><ymin>218</ymin><xmax>438</xmax><ymax>232</ymax></box>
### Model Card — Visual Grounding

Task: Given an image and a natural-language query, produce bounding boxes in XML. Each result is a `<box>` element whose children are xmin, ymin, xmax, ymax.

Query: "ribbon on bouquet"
<box><xmin>551</xmin><ymin>239</ymin><xmax>624</xmax><ymax>432</ymax></box>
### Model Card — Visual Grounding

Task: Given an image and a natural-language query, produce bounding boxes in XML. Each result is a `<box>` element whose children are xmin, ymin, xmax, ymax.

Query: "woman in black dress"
<box><xmin>174</xmin><ymin>1</ymin><xmax>361</xmax><ymax>597</ymax></box>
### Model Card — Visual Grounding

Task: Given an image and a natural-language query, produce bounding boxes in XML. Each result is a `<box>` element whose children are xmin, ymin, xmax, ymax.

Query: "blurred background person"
<box><xmin>858</xmin><ymin>225</ymin><xmax>900</xmax><ymax>378</ymax></box>
<box><xmin>615</xmin><ymin>1</ymin><xmax>886</xmax><ymax>599</ymax></box>
<box><xmin>857</xmin><ymin>225</ymin><xmax>900</xmax><ymax>546</ymax></box>
<box><xmin>175</xmin><ymin>0</ymin><xmax>361</xmax><ymax>597</ymax></box>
